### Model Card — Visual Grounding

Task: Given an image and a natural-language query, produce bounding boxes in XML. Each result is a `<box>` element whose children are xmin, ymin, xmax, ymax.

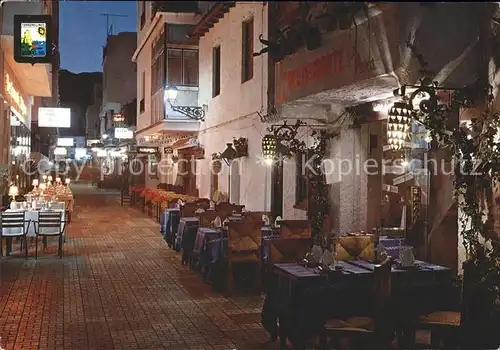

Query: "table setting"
<box><xmin>261</xmin><ymin>243</ymin><xmax>454</xmax><ymax>347</ymax></box>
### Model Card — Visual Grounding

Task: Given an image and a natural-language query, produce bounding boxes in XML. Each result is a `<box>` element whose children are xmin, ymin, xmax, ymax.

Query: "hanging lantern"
<box><xmin>261</xmin><ymin>134</ymin><xmax>277</xmax><ymax>161</ymax></box>
<box><xmin>387</xmin><ymin>102</ymin><xmax>413</xmax><ymax>151</ymax></box>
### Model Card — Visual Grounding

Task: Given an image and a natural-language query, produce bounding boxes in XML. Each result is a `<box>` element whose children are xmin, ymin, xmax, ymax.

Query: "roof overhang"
<box><xmin>1</xmin><ymin>35</ymin><xmax>52</xmax><ymax>97</ymax></box>
<box><xmin>187</xmin><ymin>2</ymin><xmax>236</xmax><ymax>39</ymax></box>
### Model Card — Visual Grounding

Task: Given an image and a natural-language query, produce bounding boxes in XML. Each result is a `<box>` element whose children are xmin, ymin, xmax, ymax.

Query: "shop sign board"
<box><xmin>114</xmin><ymin>128</ymin><xmax>133</xmax><ymax>139</ymax></box>
<box><xmin>3</xmin><ymin>64</ymin><xmax>28</xmax><ymax>124</ymax></box>
<box><xmin>137</xmin><ymin>147</ymin><xmax>158</xmax><ymax>154</ymax></box>
<box><xmin>13</xmin><ymin>15</ymin><xmax>53</xmax><ymax>64</ymax></box>
<box><xmin>275</xmin><ymin>6</ymin><xmax>399</xmax><ymax>105</ymax></box>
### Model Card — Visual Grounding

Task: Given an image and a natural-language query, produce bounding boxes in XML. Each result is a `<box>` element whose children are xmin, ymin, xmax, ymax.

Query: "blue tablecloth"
<box><xmin>160</xmin><ymin>208</ymin><xmax>180</xmax><ymax>247</ymax></box>
<box><xmin>379</xmin><ymin>236</ymin><xmax>405</xmax><ymax>258</ymax></box>
<box><xmin>176</xmin><ymin>217</ymin><xmax>199</xmax><ymax>254</ymax></box>
<box><xmin>194</xmin><ymin>226</ymin><xmax>279</xmax><ymax>273</ymax></box>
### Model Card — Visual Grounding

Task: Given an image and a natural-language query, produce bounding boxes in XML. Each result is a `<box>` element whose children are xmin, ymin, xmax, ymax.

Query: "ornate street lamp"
<box><xmin>261</xmin><ymin>134</ymin><xmax>276</xmax><ymax>165</ymax></box>
<box><xmin>164</xmin><ymin>85</ymin><xmax>205</xmax><ymax>121</ymax></box>
<box><xmin>387</xmin><ymin>102</ymin><xmax>413</xmax><ymax>151</ymax></box>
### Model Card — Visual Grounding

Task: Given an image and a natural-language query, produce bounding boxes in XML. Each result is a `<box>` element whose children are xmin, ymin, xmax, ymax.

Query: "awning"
<box><xmin>1</xmin><ymin>35</ymin><xmax>52</xmax><ymax>97</ymax></box>
<box><xmin>170</xmin><ymin>137</ymin><xmax>199</xmax><ymax>149</ymax></box>
<box><xmin>135</xmin><ymin>119</ymin><xmax>200</xmax><ymax>138</ymax></box>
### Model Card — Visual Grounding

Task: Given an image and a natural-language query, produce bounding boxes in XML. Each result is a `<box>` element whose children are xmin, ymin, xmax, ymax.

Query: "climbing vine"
<box><xmin>402</xmin><ymin>80</ymin><xmax>500</xmax><ymax>309</ymax></box>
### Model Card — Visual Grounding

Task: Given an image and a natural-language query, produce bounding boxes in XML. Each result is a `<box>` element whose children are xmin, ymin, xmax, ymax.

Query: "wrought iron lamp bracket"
<box><xmin>168</xmin><ymin>103</ymin><xmax>205</xmax><ymax>121</ymax></box>
<box><xmin>268</xmin><ymin>120</ymin><xmax>306</xmax><ymax>141</ymax></box>
<box><xmin>393</xmin><ymin>81</ymin><xmax>470</xmax><ymax>115</ymax></box>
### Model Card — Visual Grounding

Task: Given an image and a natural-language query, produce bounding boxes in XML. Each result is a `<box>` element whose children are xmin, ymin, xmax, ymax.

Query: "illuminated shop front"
<box><xmin>3</xmin><ymin>63</ymin><xmax>31</xmax><ymax>188</ymax></box>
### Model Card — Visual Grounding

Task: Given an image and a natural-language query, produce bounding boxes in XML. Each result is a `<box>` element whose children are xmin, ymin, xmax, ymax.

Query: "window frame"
<box><xmin>140</xmin><ymin>71</ymin><xmax>145</xmax><ymax>114</ymax></box>
<box><xmin>212</xmin><ymin>45</ymin><xmax>221</xmax><ymax>98</ymax></box>
<box><xmin>166</xmin><ymin>48</ymin><xmax>199</xmax><ymax>87</ymax></box>
<box><xmin>241</xmin><ymin>17</ymin><xmax>254</xmax><ymax>83</ymax></box>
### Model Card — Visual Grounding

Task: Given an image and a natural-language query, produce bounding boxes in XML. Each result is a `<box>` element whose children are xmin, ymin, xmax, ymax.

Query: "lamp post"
<box><xmin>164</xmin><ymin>85</ymin><xmax>205</xmax><ymax>121</ymax></box>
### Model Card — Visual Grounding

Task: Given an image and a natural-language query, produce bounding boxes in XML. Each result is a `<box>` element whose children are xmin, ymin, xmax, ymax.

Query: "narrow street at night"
<box><xmin>0</xmin><ymin>183</ymin><xmax>268</xmax><ymax>350</ymax></box>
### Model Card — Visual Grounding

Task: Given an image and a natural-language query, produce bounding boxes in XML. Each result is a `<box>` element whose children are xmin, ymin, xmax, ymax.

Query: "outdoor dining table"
<box><xmin>192</xmin><ymin>226</ymin><xmax>280</xmax><ymax>283</ymax></box>
<box><xmin>261</xmin><ymin>260</ymin><xmax>454</xmax><ymax>347</ymax></box>
<box><xmin>175</xmin><ymin>216</ymin><xmax>199</xmax><ymax>262</ymax></box>
<box><xmin>159</xmin><ymin>208</ymin><xmax>180</xmax><ymax>248</ymax></box>
<box><xmin>3</xmin><ymin>208</ymin><xmax>66</xmax><ymax>255</ymax></box>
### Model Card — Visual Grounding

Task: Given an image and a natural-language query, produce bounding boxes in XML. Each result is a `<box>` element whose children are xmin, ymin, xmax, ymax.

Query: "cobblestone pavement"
<box><xmin>0</xmin><ymin>184</ymin><xmax>271</xmax><ymax>350</ymax></box>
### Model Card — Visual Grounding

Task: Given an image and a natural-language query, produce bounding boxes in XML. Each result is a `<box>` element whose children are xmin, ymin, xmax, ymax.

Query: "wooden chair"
<box><xmin>245</xmin><ymin>211</ymin><xmax>272</xmax><ymax>222</ymax></box>
<box><xmin>0</xmin><ymin>211</ymin><xmax>30</xmax><ymax>259</ymax></box>
<box><xmin>322</xmin><ymin>257</ymin><xmax>394</xmax><ymax>349</ymax></box>
<box><xmin>215</xmin><ymin>202</ymin><xmax>234</xmax><ymax>217</ymax></box>
<box><xmin>333</xmin><ymin>236</ymin><xmax>375</xmax><ymax>261</ymax></box>
<box><xmin>180</xmin><ymin>203</ymin><xmax>198</xmax><ymax>217</ymax></box>
<box><xmin>195</xmin><ymin>198</ymin><xmax>211</xmax><ymax>210</ymax></box>
<box><xmin>279</xmin><ymin>220</ymin><xmax>312</xmax><ymax>239</ymax></box>
<box><xmin>34</xmin><ymin>211</ymin><xmax>66</xmax><ymax>259</ymax></box>
<box><xmin>268</xmin><ymin>237</ymin><xmax>312</xmax><ymax>264</ymax></box>
<box><xmin>226</xmin><ymin>219</ymin><xmax>263</xmax><ymax>295</ymax></box>
<box><xmin>410</xmin><ymin>259</ymin><xmax>475</xmax><ymax>348</ymax></box>
<box><xmin>197</xmin><ymin>211</ymin><xmax>220</xmax><ymax>227</ymax></box>
<box><xmin>232</xmin><ymin>204</ymin><xmax>245</xmax><ymax>214</ymax></box>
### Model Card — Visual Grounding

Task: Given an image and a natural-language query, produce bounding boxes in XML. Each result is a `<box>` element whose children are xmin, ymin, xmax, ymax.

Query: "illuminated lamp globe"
<box><xmin>165</xmin><ymin>85</ymin><xmax>178</xmax><ymax>102</ymax></box>
<box><xmin>387</xmin><ymin>102</ymin><xmax>413</xmax><ymax>151</ymax></box>
<box><xmin>261</xmin><ymin>134</ymin><xmax>277</xmax><ymax>165</ymax></box>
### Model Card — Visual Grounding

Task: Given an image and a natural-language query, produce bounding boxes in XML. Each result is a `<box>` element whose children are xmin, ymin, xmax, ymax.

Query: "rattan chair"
<box><xmin>322</xmin><ymin>257</ymin><xmax>394</xmax><ymax>349</ymax></box>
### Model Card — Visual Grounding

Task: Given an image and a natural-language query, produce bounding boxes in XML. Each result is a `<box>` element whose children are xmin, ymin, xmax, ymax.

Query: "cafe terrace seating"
<box><xmin>226</xmin><ymin>219</ymin><xmax>262</xmax><ymax>295</ymax></box>
<box><xmin>333</xmin><ymin>235</ymin><xmax>375</xmax><ymax>261</ymax></box>
<box><xmin>322</xmin><ymin>257</ymin><xmax>394</xmax><ymax>349</ymax></box>
<box><xmin>278</xmin><ymin>220</ymin><xmax>312</xmax><ymax>239</ymax></box>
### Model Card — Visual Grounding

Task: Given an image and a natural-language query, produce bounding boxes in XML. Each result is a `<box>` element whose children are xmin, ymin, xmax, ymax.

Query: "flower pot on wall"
<box><xmin>233</xmin><ymin>137</ymin><xmax>248</xmax><ymax>158</ymax></box>
<box><xmin>212</xmin><ymin>160</ymin><xmax>222</xmax><ymax>174</ymax></box>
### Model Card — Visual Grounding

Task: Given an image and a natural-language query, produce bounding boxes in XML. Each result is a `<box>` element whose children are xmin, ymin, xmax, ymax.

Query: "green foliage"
<box><xmin>412</xmin><ymin>84</ymin><xmax>500</xmax><ymax>307</ymax></box>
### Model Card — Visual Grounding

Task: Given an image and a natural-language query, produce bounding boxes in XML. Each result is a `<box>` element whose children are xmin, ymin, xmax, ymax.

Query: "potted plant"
<box><xmin>211</xmin><ymin>153</ymin><xmax>222</xmax><ymax>173</ymax></box>
<box><xmin>233</xmin><ymin>137</ymin><xmax>248</xmax><ymax>157</ymax></box>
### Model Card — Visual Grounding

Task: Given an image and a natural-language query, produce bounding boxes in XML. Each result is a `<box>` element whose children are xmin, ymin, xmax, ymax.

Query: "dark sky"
<box><xmin>59</xmin><ymin>1</ymin><xmax>137</xmax><ymax>73</ymax></box>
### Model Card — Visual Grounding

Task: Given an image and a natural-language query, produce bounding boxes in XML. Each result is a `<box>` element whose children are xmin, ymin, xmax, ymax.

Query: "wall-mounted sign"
<box><xmin>410</xmin><ymin>186</ymin><xmax>422</xmax><ymax>226</ymax></box>
<box><xmin>274</xmin><ymin>6</ymin><xmax>399</xmax><ymax>105</ymax></box>
<box><xmin>4</xmin><ymin>66</ymin><xmax>28</xmax><ymax>122</ymax></box>
<box><xmin>53</xmin><ymin>147</ymin><xmax>67</xmax><ymax>156</ymax></box>
<box><xmin>113</xmin><ymin>114</ymin><xmax>125</xmax><ymax>122</ymax></box>
<box><xmin>57</xmin><ymin>137</ymin><xmax>74</xmax><ymax>147</ymax></box>
<box><xmin>38</xmin><ymin>107</ymin><xmax>71</xmax><ymax>128</ymax></box>
<box><xmin>14</xmin><ymin>15</ymin><xmax>53</xmax><ymax>64</ymax></box>
<box><xmin>114</xmin><ymin>127</ymin><xmax>133</xmax><ymax>139</ymax></box>
<box><xmin>137</xmin><ymin>147</ymin><xmax>158</xmax><ymax>154</ymax></box>
<box><xmin>164</xmin><ymin>147</ymin><xmax>173</xmax><ymax>154</ymax></box>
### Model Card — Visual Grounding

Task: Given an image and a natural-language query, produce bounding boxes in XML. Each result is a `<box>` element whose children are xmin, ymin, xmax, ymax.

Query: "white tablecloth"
<box><xmin>3</xmin><ymin>209</ymin><xmax>66</xmax><ymax>237</ymax></box>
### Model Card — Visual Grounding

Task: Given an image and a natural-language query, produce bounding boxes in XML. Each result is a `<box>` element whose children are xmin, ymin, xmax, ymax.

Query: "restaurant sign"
<box><xmin>275</xmin><ymin>6</ymin><xmax>399</xmax><ymax>105</ymax></box>
<box><xmin>3</xmin><ymin>64</ymin><xmax>28</xmax><ymax>124</ymax></box>
<box><xmin>137</xmin><ymin>147</ymin><xmax>158</xmax><ymax>154</ymax></box>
